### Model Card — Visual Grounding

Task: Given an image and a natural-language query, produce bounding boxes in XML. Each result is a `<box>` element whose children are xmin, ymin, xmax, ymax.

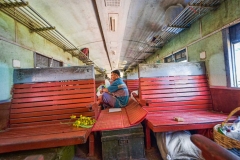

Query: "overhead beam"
<box><xmin>31</xmin><ymin>27</ymin><xmax>55</xmax><ymax>32</ymax></box>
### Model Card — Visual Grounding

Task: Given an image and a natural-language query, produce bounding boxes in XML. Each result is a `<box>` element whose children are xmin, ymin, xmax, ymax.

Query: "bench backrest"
<box><xmin>10</xmin><ymin>66</ymin><xmax>95</xmax><ymax>128</ymax></box>
<box><xmin>138</xmin><ymin>62</ymin><xmax>213</xmax><ymax>113</ymax></box>
<box><xmin>126</xmin><ymin>72</ymin><xmax>139</xmax><ymax>93</ymax></box>
<box><xmin>126</xmin><ymin>79</ymin><xmax>139</xmax><ymax>93</ymax></box>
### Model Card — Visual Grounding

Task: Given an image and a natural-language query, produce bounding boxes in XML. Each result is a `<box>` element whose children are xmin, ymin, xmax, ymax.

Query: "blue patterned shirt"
<box><xmin>107</xmin><ymin>78</ymin><xmax>129</xmax><ymax>108</ymax></box>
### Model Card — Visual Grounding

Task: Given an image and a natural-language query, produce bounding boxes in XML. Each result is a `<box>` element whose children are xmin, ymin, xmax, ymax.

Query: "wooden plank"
<box><xmin>141</xmin><ymin>87</ymin><xmax>209</xmax><ymax>94</ymax></box>
<box><xmin>150</xmin><ymin>123</ymin><xmax>217</xmax><ymax>132</ymax></box>
<box><xmin>14</xmin><ymin>79</ymin><xmax>94</xmax><ymax>89</ymax></box>
<box><xmin>140</xmin><ymin>83</ymin><xmax>209</xmax><ymax>90</ymax></box>
<box><xmin>148</xmin><ymin>99</ymin><xmax>212</xmax><ymax>107</ymax></box>
<box><xmin>10</xmin><ymin>112</ymin><xmax>95</xmax><ymax>124</ymax></box>
<box><xmin>11</xmin><ymin>98</ymin><xmax>94</xmax><ymax>108</ymax></box>
<box><xmin>139</xmin><ymin>75</ymin><xmax>206</xmax><ymax>81</ymax></box>
<box><xmin>144</xmin><ymin>104</ymin><xmax>212</xmax><ymax>112</ymax></box>
<box><xmin>10</xmin><ymin>108</ymin><xmax>90</xmax><ymax>119</ymax></box>
<box><xmin>141</xmin><ymin>91</ymin><xmax>211</xmax><ymax>99</ymax></box>
<box><xmin>0</xmin><ymin>128</ymin><xmax>91</xmax><ymax>153</ymax></box>
<box><xmin>13</xmin><ymin>84</ymin><xmax>94</xmax><ymax>93</ymax></box>
<box><xmin>0</xmin><ymin>123</ymin><xmax>87</xmax><ymax>138</ymax></box>
<box><xmin>12</xmin><ymin>93</ymin><xmax>94</xmax><ymax>103</ymax></box>
<box><xmin>11</xmin><ymin>102</ymin><xmax>91</xmax><ymax>113</ymax></box>
<box><xmin>140</xmin><ymin>79</ymin><xmax>208</xmax><ymax>86</ymax></box>
<box><xmin>13</xmin><ymin>88</ymin><xmax>93</xmax><ymax>98</ymax></box>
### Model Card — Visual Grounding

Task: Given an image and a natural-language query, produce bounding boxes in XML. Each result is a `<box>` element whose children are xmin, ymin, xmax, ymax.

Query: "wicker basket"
<box><xmin>213</xmin><ymin>107</ymin><xmax>240</xmax><ymax>149</ymax></box>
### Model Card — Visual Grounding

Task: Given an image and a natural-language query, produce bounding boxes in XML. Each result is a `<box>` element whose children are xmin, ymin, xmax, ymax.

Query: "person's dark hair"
<box><xmin>111</xmin><ymin>70</ymin><xmax>120</xmax><ymax>77</ymax></box>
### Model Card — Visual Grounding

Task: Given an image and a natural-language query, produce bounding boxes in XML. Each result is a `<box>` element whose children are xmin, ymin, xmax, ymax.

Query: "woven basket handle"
<box><xmin>221</xmin><ymin>107</ymin><xmax>240</xmax><ymax>127</ymax></box>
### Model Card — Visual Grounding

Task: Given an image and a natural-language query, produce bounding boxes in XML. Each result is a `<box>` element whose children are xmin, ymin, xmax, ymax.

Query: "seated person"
<box><xmin>97</xmin><ymin>70</ymin><xmax>129</xmax><ymax>108</ymax></box>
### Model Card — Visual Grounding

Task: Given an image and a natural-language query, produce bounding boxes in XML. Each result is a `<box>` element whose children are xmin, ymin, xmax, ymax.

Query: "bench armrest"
<box><xmin>190</xmin><ymin>134</ymin><xmax>239</xmax><ymax>160</ymax></box>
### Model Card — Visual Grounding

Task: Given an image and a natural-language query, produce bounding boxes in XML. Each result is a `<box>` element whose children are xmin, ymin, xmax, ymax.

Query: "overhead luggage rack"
<box><xmin>124</xmin><ymin>0</ymin><xmax>223</xmax><ymax>72</ymax></box>
<box><xmin>0</xmin><ymin>0</ymin><xmax>104</xmax><ymax>74</ymax></box>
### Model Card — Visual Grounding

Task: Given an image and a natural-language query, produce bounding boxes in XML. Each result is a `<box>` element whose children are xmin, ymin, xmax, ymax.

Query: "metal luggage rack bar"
<box><xmin>124</xmin><ymin>0</ymin><xmax>223</xmax><ymax>73</ymax></box>
<box><xmin>0</xmin><ymin>0</ymin><xmax>105</xmax><ymax>74</ymax></box>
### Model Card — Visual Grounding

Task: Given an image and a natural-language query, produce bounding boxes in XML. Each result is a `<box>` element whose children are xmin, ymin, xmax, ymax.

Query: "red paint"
<box><xmin>0</xmin><ymin>79</ymin><xmax>96</xmax><ymax>155</ymax></box>
<box><xmin>191</xmin><ymin>134</ymin><xmax>239</xmax><ymax>160</ymax></box>
<box><xmin>210</xmin><ymin>86</ymin><xmax>240</xmax><ymax>114</ymax></box>
<box><xmin>139</xmin><ymin>75</ymin><xmax>239</xmax><ymax>149</ymax></box>
<box><xmin>126</xmin><ymin>79</ymin><xmax>139</xmax><ymax>93</ymax></box>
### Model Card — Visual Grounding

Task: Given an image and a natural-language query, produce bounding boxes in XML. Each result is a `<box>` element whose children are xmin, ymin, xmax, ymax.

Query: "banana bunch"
<box><xmin>71</xmin><ymin>115</ymin><xmax>96</xmax><ymax>128</ymax></box>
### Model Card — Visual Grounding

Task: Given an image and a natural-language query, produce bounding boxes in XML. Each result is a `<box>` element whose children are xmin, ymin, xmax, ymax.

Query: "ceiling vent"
<box><xmin>105</xmin><ymin>0</ymin><xmax>121</xmax><ymax>7</ymax></box>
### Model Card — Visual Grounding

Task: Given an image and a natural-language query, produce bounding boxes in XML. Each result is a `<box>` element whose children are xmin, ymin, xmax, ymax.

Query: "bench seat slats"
<box><xmin>140</xmin><ymin>75</ymin><xmax>206</xmax><ymax>81</ymax></box>
<box><xmin>146</xmin><ymin>111</ymin><xmax>236</xmax><ymax>132</ymax></box>
<box><xmin>14</xmin><ymin>85</ymin><xmax>94</xmax><ymax>93</ymax></box>
<box><xmin>11</xmin><ymin>98</ymin><xmax>94</xmax><ymax>108</ymax></box>
<box><xmin>10</xmin><ymin>112</ymin><xmax>95</xmax><ymax>124</ymax></box>
<box><xmin>142</xmin><ymin>91</ymin><xmax>211</xmax><ymax>99</ymax></box>
<box><xmin>0</xmin><ymin>124</ymin><xmax>89</xmax><ymax>138</ymax></box>
<box><xmin>0</xmin><ymin>128</ymin><xmax>90</xmax><ymax>154</ymax></box>
<box><xmin>10</xmin><ymin>119</ymin><xmax>71</xmax><ymax>128</ymax></box>
<box><xmin>140</xmin><ymin>79</ymin><xmax>208</xmax><ymax>86</ymax></box>
<box><xmin>126</xmin><ymin>79</ymin><xmax>139</xmax><ymax>92</ymax></box>
<box><xmin>146</xmin><ymin>95</ymin><xmax>212</xmax><ymax>103</ymax></box>
<box><xmin>141</xmin><ymin>87</ymin><xmax>209</xmax><ymax>94</ymax></box>
<box><xmin>148</xmin><ymin>99</ymin><xmax>212</xmax><ymax>107</ymax></box>
<box><xmin>144</xmin><ymin>104</ymin><xmax>212</xmax><ymax>112</ymax></box>
<box><xmin>150</xmin><ymin>123</ymin><xmax>219</xmax><ymax>132</ymax></box>
<box><xmin>11</xmin><ymin>103</ymin><xmax>91</xmax><ymax>113</ymax></box>
<box><xmin>140</xmin><ymin>83</ymin><xmax>208</xmax><ymax>90</ymax></box>
<box><xmin>13</xmin><ymin>89</ymin><xmax>94</xmax><ymax>98</ymax></box>
<box><xmin>10</xmin><ymin>108</ymin><xmax>91</xmax><ymax>119</ymax></box>
<box><xmin>13</xmin><ymin>80</ymin><xmax>94</xmax><ymax>88</ymax></box>
<box><xmin>1</xmin><ymin>67</ymin><xmax>96</xmax><ymax>154</ymax></box>
<box><xmin>12</xmin><ymin>93</ymin><xmax>94</xmax><ymax>103</ymax></box>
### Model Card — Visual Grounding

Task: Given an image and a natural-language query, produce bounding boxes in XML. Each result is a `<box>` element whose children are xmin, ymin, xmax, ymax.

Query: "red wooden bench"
<box><xmin>126</xmin><ymin>72</ymin><xmax>139</xmax><ymax>93</ymax></box>
<box><xmin>191</xmin><ymin>134</ymin><xmax>239</xmax><ymax>160</ymax></box>
<box><xmin>137</xmin><ymin>62</ymin><xmax>239</xmax><ymax>149</ymax></box>
<box><xmin>126</xmin><ymin>79</ymin><xmax>139</xmax><ymax>93</ymax></box>
<box><xmin>0</xmin><ymin>66</ymin><xmax>97</xmax><ymax>155</ymax></box>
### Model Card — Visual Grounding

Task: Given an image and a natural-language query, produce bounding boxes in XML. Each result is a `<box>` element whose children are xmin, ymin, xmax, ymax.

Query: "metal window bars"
<box><xmin>0</xmin><ymin>0</ymin><xmax>105</xmax><ymax>73</ymax></box>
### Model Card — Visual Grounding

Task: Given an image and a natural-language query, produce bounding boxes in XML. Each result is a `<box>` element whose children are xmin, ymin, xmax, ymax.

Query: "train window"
<box><xmin>34</xmin><ymin>52</ymin><xmax>63</xmax><ymax>68</ymax></box>
<box><xmin>231</xmin><ymin>42</ymin><xmax>240</xmax><ymax>87</ymax></box>
<box><xmin>224</xmin><ymin>23</ymin><xmax>240</xmax><ymax>87</ymax></box>
<box><xmin>164</xmin><ymin>48</ymin><xmax>187</xmax><ymax>63</ymax></box>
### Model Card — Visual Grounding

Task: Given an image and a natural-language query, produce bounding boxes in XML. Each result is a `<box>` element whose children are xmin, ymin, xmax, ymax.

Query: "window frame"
<box><xmin>222</xmin><ymin>25</ymin><xmax>240</xmax><ymax>87</ymax></box>
<box><xmin>34</xmin><ymin>52</ymin><xmax>63</xmax><ymax>68</ymax></box>
<box><xmin>164</xmin><ymin>48</ymin><xmax>187</xmax><ymax>63</ymax></box>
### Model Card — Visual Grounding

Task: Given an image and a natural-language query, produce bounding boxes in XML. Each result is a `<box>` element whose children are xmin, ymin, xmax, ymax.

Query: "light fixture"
<box><xmin>109</xmin><ymin>13</ymin><xmax>118</xmax><ymax>32</ymax></box>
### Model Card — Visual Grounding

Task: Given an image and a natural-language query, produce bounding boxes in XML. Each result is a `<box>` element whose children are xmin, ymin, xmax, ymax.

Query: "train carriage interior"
<box><xmin>0</xmin><ymin>0</ymin><xmax>240</xmax><ymax>160</ymax></box>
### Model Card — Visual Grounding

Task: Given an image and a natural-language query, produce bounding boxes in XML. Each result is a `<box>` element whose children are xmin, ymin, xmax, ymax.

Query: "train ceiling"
<box><xmin>0</xmin><ymin>0</ymin><xmax>223</xmax><ymax>74</ymax></box>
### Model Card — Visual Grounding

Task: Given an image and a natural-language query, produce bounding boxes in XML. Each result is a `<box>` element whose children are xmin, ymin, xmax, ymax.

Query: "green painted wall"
<box><xmin>0</xmin><ymin>12</ymin><xmax>84</xmax><ymax>101</ymax></box>
<box><xmin>146</xmin><ymin>0</ymin><xmax>240</xmax><ymax>86</ymax></box>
